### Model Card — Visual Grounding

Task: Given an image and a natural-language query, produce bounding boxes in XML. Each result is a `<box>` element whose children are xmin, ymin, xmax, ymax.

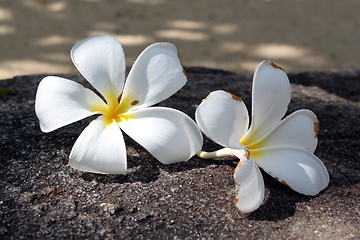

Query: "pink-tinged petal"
<box><xmin>69</xmin><ymin>116</ymin><xmax>127</xmax><ymax>174</ymax></box>
<box><xmin>35</xmin><ymin>76</ymin><xmax>106</xmax><ymax>132</ymax></box>
<box><xmin>249</xmin><ymin>109</ymin><xmax>319</xmax><ymax>153</ymax></box>
<box><xmin>232</xmin><ymin>149</ymin><xmax>265</xmax><ymax>213</ymax></box>
<box><xmin>241</xmin><ymin>60</ymin><xmax>291</xmax><ymax>145</ymax></box>
<box><xmin>195</xmin><ymin>90</ymin><xmax>249</xmax><ymax>149</ymax></box>
<box><xmin>119</xmin><ymin>42</ymin><xmax>187</xmax><ymax>112</ymax></box>
<box><xmin>119</xmin><ymin>107</ymin><xmax>203</xmax><ymax>164</ymax></box>
<box><xmin>252</xmin><ymin>147</ymin><xmax>329</xmax><ymax>196</ymax></box>
<box><xmin>71</xmin><ymin>35</ymin><xmax>126</xmax><ymax>99</ymax></box>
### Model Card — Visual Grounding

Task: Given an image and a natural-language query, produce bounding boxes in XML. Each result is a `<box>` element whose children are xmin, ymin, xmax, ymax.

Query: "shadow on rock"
<box><xmin>289</xmin><ymin>70</ymin><xmax>360</xmax><ymax>102</ymax></box>
<box><xmin>79</xmin><ymin>162</ymin><xmax>161</xmax><ymax>184</ymax></box>
<box><xmin>248</xmin><ymin>173</ymin><xmax>311</xmax><ymax>221</ymax></box>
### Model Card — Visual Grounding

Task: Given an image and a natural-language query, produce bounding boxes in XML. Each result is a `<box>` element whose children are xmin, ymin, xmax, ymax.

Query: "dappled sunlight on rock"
<box><xmin>24</xmin><ymin>0</ymin><xmax>67</xmax><ymax>12</ymax></box>
<box><xmin>221</xmin><ymin>42</ymin><xmax>245</xmax><ymax>53</ymax></box>
<box><xmin>80</xmin><ymin>0</ymin><xmax>101</xmax><ymax>2</ymax></box>
<box><xmin>0</xmin><ymin>8</ymin><xmax>12</xmax><ymax>21</ymax></box>
<box><xmin>0</xmin><ymin>25</ymin><xmax>14</xmax><ymax>35</ymax></box>
<box><xmin>32</xmin><ymin>35</ymin><xmax>76</xmax><ymax>46</ymax></box>
<box><xmin>87</xmin><ymin>31</ymin><xmax>154</xmax><ymax>46</ymax></box>
<box><xmin>87</xmin><ymin>30</ymin><xmax>114</xmax><ymax>37</ymax></box>
<box><xmin>188</xmin><ymin>59</ymin><xmax>267</xmax><ymax>74</ymax></box>
<box><xmin>252</xmin><ymin>44</ymin><xmax>308</xmax><ymax>59</ymax></box>
<box><xmin>44</xmin><ymin>53</ymin><xmax>71</xmax><ymax>63</ymax></box>
<box><xmin>212</xmin><ymin>23</ymin><xmax>238</xmax><ymax>35</ymax></box>
<box><xmin>0</xmin><ymin>60</ymin><xmax>74</xmax><ymax>78</ymax></box>
<box><xmin>126</xmin><ymin>0</ymin><xmax>165</xmax><ymax>4</ymax></box>
<box><xmin>0</xmin><ymin>0</ymin><xmax>358</xmax><ymax>79</ymax></box>
<box><xmin>156</xmin><ymin>29</ymin><xmax>209</xmax><ymax>41</ymax></box>
<box><xmin>252</xmin><ymin>43</ymin><xmax>325</xmax><ymax>67</ymax></box>
<box><xmin>166</xmin><ymin>20</ymin><xmax>207</xmax><ymax>30</ymax></box>
<box><xmin>115</xmin><ymin>35</ymin><xmax>155</xmax><ymax>46</ymax></box>
<box><xmin>237</xmin><ymin>60</ymin><xmax>266</xmax><ymax>73</ymax></box>
<box><xmin>94</xmin><ymin>22</ymin><xmax>117</xmax><ymax>32</ymax></box>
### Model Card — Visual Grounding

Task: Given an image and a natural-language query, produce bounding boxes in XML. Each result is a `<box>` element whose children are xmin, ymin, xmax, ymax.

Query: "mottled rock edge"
<box><xmin>0</xmin><ymin>68</ymin><xmax>359</xmax><ymax>239</ymax></box>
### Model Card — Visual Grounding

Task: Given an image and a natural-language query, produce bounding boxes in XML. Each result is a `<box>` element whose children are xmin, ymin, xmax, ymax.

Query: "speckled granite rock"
<box><xmin>0</xmin><ymin>67</ymin><xmax>359</xmax><ymax>239</ymax></box>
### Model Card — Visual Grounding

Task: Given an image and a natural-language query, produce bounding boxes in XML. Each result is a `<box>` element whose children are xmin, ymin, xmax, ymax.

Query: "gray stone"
<box><xmin>0</xmin><ymin>68</ymin><xmax>359</xmax><ymax>239</ymax></box>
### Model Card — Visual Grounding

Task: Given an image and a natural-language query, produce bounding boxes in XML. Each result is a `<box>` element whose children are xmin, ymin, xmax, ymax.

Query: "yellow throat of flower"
<box><xmin>240</xmin><ymin>134</ymin><xmax>264</xmax><ymax>160</ymax></box>
<box><xmin>92</xmin><ymin>90</ymin><xmax>138</xmax><ymax>126</ymax></box>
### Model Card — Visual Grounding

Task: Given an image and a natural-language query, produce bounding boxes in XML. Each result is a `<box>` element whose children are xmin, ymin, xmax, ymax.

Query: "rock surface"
<box><xmin>0</xmin><ymin>67</ymin><xmax>359</xmax><ymax>239</ymax></box>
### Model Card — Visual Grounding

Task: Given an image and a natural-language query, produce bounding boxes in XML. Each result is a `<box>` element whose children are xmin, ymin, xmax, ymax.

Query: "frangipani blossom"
<box><xmin>195</xmin><ymin>60</ymin><xmax>329</xmax><ymax>213</ymax></box>
<box><xmin>35</xmin><ymin>35</ymin><xmax>203</xmax><ymax>174</ymax></box>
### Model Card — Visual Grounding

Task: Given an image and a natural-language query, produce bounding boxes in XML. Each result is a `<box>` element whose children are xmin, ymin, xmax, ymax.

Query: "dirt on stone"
<box><xmin>0</xmin><ymin>67</ymin><xmax>359</xmax><ymax>239</ymax></box>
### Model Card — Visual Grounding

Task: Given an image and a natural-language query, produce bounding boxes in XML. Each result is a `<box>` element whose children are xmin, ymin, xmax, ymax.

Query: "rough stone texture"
<box><xmin>0</xmin><ymin>67</ymin><xmax>359</xmax><ymax>239</ymax></box>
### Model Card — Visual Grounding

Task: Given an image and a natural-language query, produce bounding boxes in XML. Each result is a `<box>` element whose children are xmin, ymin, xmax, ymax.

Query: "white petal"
<box><xmin>119</xmin><ymin>107</ymin><xmax>203</xmax><ymax>164</ymax></box>
<box><xmin>252</xmin><ymin>147</ymin><xmax>329</xmax><ymax>196</ymax></box>
<box><xmin>195</xmin><ymin>90</ymin><xmax>249</xmax><ymax>149</ymax></box>
<box><xmin>35</xmin><ymin>76</ymin><xmax>106</xmax><ymax>132</ymax></box>
<box><xmin>69</xmin><ymin>116</ymin><xmax>127</xmax><ymax>174</ymax></box>
<box><xmin>119</xmin><ymin>42</ymin><xmax>187</xmax><ymax>112</ymax></box>
<box><xmin>249</xmin><ymin>109</ymin><xmax>319</xmax><ymax>153</ymax></box>
<box><xmin>241</xmin><ymin>60</ymin><xmax>291</xmax><ymax>145</ymax></box>
<box><xmin>71</xmin><ymin>35</ymin><xmax>126</xmax><ymax>99</ymax></box>
<box><xmin>232</xmin><ymin>149</ymin><xmax>265</xmax><ymax>213</ymax></box>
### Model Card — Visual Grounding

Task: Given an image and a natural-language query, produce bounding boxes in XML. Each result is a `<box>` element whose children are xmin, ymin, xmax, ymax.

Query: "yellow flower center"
<box><xmin>240</xmin><ymin>133</ymin><xmax>264</xmax><ymax>160</ymax></box>
<box><xmin>91</xmin><ymin>90</ymin><xmax>138</xmax><ymax>126</ymax></box>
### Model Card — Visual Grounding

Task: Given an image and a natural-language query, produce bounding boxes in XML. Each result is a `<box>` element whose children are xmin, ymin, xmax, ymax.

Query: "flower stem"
<box><xmin>197</xmin><ymin>148</ymin><xmax>237</xmax><ymax>159</ymax></box>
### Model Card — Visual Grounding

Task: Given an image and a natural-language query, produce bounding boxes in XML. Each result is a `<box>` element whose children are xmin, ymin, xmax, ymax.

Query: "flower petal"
<box><xmin>232</xmin><ymin>149</ymin><xmax>265</xmax><ymax>213</ymax></box>
<box><xmin>69</xmin><ymin>116</ymin><xmax>127</xmax><ymax>174</ymax></box>
<box><xmin>249</xmin><ymin>109</ymin><xmax>319</xmax><ymax>153</ymax></box>
<box><xmin>35</xmin><ymin>76</ymin><xmax>106</xmax><ymax>132</ymax></box>
<box><xmin>119</xmin><ymin>107</ymin><xmax>203</xmax><ymax>164</ymax></box>
<box><xmin>252</xmin><ymin>147</ymin><xmax>329</xmax><ymax>196</ymax></box>
<box><xmin>241</xmin><ymin>60</ymin><xmax>291</xmax><ymax>145</ymax></box>
<box><xmin>195</xmin><ymin>90</ymin><xmax>249</xmax><ymax>149</ymax></box>
<box><xmin>119</xmin><ymin>42</ymin><xmax>187</xmax><ymax>112</ymax></box>
<box><xmin>71</xmin><ymin>35</ymin><xmax>126</xmax><ymax>99</ymax></box>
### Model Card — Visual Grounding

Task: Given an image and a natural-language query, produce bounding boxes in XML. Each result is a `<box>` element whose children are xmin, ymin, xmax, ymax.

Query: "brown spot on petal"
<box><xmin>88</xmin><ymin>117</ymin><xmax>99</xmax><ymax>127</ymax></box>
<box><xmin>117</xmin><ymin>92</ymin><xmax>123</xmax><ymax>103</ymax></box>
<box><xmin>183</xmin><ymin>68</ymin><xmax>188</xmax><ymax>78</ymax></box>
<box><xmin>178</xmin><ymin>50</ymin><xmax>188</xmax><ymax>79</ymax></box>
<box><xmin>235</xmin><ymin>198</ymin><xmax>239</xmax><ymax>204</ymax></box>
<box><xmin>244</xmin><ymin>150</ymin><xmax>250</xmax><ymax>160</ymax></box>
<box><xmin>203</xmin><ymin>93</ymin><xmax>211</xmax><ymax>101</ymax></box>
<box><xmin>234</xmin><ymin>161</ymin><xmax>242</xmax><ymax>175</ymax></box>
<box><xmin>271</xmin><ymin>62</ymin><xmax>285</xmax><ymax>71</ymax></box>
<box><xmin>314</xmin><ymin>121</ymin><xmax>320</xmax><ymax>138</ymax></box>
<box><xmin>226</xmin><ymin>91</ymin><xmax>242</xmax><ymax>102</ymax></box>
<box><xmin>281</xmin><ymin>180</ymin><xmax>292</xmax><ymax>189</ymax></box>
<box><xmin>131</xmin><ymin>100</ymin><xmax>139</xmax><ymax>106</ymax></box>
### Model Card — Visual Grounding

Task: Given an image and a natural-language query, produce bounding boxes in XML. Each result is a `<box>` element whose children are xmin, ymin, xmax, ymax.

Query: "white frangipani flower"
<box><xmin>35</xmin><ymin>35</ymin><xmax>203</xmax><ymax>174</ymax></box>
<box><xmin>195</xmin><ymin>60</ymin><xmax>329</xmax><ymax>213</ymax></box>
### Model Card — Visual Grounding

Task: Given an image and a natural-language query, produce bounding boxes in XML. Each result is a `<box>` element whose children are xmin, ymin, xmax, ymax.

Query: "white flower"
<box><xmin>195</xmin><ymin>60</ymin><xmax>329</xmax><ymax>213</ymax></box>
<box><xmin>35</xmin><ymin>35</ymin><xmax>203</xmax><ymax>174</ymax></box>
